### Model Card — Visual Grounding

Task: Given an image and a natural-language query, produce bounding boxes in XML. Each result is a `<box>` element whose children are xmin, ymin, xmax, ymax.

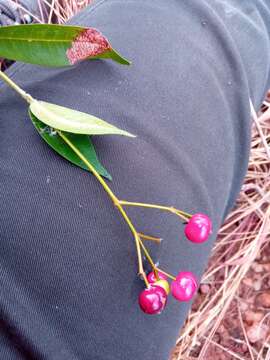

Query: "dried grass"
<box><xmin>15</xmin><ymin>0</ymin><xmax>93</xmax><ymax>24</ymax></box>
<box><xmin>15</xmin><ymin>1</ymin><xmax>270</xmax><ymax>358</ymax></box>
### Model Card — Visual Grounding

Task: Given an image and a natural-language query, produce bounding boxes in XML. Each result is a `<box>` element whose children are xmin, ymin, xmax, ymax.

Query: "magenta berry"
<box><xmin>184</xmin><ymin>213</ymin><xmax>212</xmax><ymax>243</ymax></box>
<box><xmin>147</xmin><ymin>271</ymin><xmax>167</xmax><ymax>284</ymax></box>
<box><xmin>171</xmin><ymin>271</ymin><xmax>198</xmax><ymax>302</ymax></box>
<box><xmin>138</xmin><ymin>284</ymin><xmax>167</xmax><ymax>314</ymax></box>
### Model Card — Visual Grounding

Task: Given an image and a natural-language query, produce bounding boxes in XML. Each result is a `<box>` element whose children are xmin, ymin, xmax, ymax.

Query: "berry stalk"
<box><xmin>138</xmin><ymin>237</ymin><xmax>177</xmax><ymax>283</ymax></box>
<box><xmin>138</xmin><ymin>233</ymin><xmax>162</xmax><ymax>244</ymax></box>
<box><xmin>119</xmin><ymin>200</ymin><xmax>192</xmax><ymax>221</ymax></box>
<box><xmin>57</xmin><ymin>131</ymin><xmax>148</xmax><ymax>284</ymax></box>
<box><xmin>156</xmin><ymin>267</ymin><xmax>176</xmax><ymax>281</ymax></box>
<box><xmin>138</xmin><ymin>236</ymin><xmax>159</xmax><ymax>280</ymax></box>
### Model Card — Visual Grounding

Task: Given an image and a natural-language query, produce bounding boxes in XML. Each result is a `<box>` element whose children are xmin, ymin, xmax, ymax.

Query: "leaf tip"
<box><xmin>121</xmin><ymin>131</ymin><xmax>136</xmax><ymax>138</ymax></box>
<box><xmin>122</xmin><ymin>58</ymin><xmax>132</xmax><ymax>66</ymax></box>
<box><xmin>109</xmin><ymin>49</ymin><xmax>131</xmax><ymax>65</ymax></box>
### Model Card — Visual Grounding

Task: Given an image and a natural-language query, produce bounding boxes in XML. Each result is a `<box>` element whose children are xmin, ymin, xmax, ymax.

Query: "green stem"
<box><xmin>57</xmin><ymin>130</ymin><xmax>147</xmax><ymax>284</ymax></box>
<box><xmin>137</xmin><ymin>233</ymin><xmax>162</xmax><ymax>244</ymax></box>
<box><xmin>156</xmin><ymin>267</ymin><xmax>176</xmax><ymax>281</ymax></box>
<box><xmin>0</xmin><ymin>70</ymin><xmax>34</xmax><ymax>104</ymax></box>
<box><xmin>119</xmin><ymin>200</ymin><xmax>191</xmax><ymax>221</ymax></box>
<box><xmin>138</xmin><ymin>237</ymin><xmax>159</xmax><ymax>280</ymax></box>
<box><xmin>138</xmin><ymin>238</ymin><xmax>177</xmax><ymax>281</ymax></box>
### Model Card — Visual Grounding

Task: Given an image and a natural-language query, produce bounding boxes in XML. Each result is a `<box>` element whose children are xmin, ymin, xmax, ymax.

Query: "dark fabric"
<box><xmin>0</xmin><ymin>0</ymin><xmax>269</xmax><ymax>359</ymax></box>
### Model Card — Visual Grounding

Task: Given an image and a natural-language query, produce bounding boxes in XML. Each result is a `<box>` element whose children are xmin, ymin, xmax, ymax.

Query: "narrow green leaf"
<box><xmin>0</xmin><ymin>24</ymin><xmax>130</xmax><ymax>67</ymax></box>
<box><xmin>94</xmin><ymin>49</ymin><xmax>131</xmax><ymax>65</ymax></box>
<box><xmin>29</xmin><ymin>100</ymin><xmax>135</xmax><ymax>137</ymax></box>
<box><xmin>29</xmin><ymin>111</ymin><xmax>112</xmax><ymax>180</ymax></box>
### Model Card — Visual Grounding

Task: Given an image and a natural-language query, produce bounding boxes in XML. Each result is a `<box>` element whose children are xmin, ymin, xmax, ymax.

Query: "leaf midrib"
<box><xmin>0</xmin><ymin>37</ymin><xmax>72</xmax><ymax>43</ymax></box>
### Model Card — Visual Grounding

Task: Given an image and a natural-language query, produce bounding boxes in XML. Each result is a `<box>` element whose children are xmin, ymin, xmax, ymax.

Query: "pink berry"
<box><xmin>171</xmin><ymin>271</ymin><xmax>198</xmax><ymax>302</ymax></box>
<box><xmin>147</xmin><ymin>271</ymin><xmax>167</xmax><ymax>284</ymax></box>
<box><xmin>184</xmin><ymin>213</ymin><xmax>212</xmax><ymax>243</ymax></box>
<box><xmin>138</xmin><ymin>285</ymin><xmax>167</xmax><ymax>314</ymax></box>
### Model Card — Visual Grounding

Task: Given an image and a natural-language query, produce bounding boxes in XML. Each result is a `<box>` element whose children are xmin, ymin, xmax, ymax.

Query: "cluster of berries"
<box><xmin>138</xmin><ymin>213</ymin><xmax>212</xmax><ymax>315</ymax></box>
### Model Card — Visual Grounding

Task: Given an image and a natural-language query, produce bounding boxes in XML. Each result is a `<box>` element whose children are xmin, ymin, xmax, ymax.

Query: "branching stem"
<box><xmin>57</xmin><ymin>131</ymin><xmax>148</xmax><ymax>282</ymax></box>
<box><xmin>156</xmin><ymin>267</ymin><xmax>176</xmax><ymax>281</ymax></box>
<box><xmin>138</xmin><ymin>233</ymin><xmax>162</xmax><ymax>244</ymax></box>
<box><xmin>0</xmin><ymin>70</ymin><xmax>182</xmax><ymax>288</ymax></box>
<box><xmin>119</xmin><ymin>200</ymin><xmax>191</xmax><ymax>221</ymax></box>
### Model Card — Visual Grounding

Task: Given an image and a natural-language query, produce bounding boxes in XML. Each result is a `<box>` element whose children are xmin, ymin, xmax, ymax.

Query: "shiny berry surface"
<box><xmin>147</xmin><ymin>271</ymin><xmax>167</xmax><ymax>284</ymax></box>
<box><xmin>171</xmin><ymin>271</ymin><xmax>198</xmax><ymax>302</ymax></box>
<box><xmin>138</xmin><ymin>285</ymin><xmax>167</xmax><ymax>314</ymax></box>
<box><xmin>154</xmin><ymin>279</ymin><xmax>170</xmax><ymax>295</ymax></box>
<box><xmin>184</xmin><ymin>213</ymin><xmax>212</xmax><ymax>243</ymax></box>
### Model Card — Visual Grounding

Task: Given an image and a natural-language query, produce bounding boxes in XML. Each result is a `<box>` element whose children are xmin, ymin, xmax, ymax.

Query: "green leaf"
<box><xmin>29</xmin><ymin>111</ymin><xmax>112</xmax><ymax>180</ymax></box>
<box><xmin>29</xmin><ymin>100</ymin><xmax>135</xmax><ymax>137</ymax></box>
<box><xmin>0</xmin><ymin>24</ymin><xmax>130</xmax><ymax>67</ymax></box>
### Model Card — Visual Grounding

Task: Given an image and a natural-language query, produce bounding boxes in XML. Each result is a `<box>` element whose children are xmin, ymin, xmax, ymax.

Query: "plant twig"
<box><xmin>119</xmin><ymin>200</ymin><xmax>191</xmax><ymax>221</ymax></box>
<box><xmin>138</xmin><ymin>232</ymin><xmax>162</xmax><ymax>243</ymax></box>
<box><xmin>57</xmin><ymin>130</ymin><xmax>147</xmax><ymax>283</ymax></box>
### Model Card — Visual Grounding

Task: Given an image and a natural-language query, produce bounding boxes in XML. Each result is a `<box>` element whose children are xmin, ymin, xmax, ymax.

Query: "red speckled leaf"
<box><xmin>66</xmin><ymin>28</ymin><xmax>111</xmax><ymax>65</ymax></box>
<box><xmin>0</xmin><ymin>24</ymin><xmax>130</xmax><ymax>67</ymax></box>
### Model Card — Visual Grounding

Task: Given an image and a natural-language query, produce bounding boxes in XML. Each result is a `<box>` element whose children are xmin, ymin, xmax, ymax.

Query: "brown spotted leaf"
<box><xmin>0</xmin><ymin>24</ymin><xmax>130</xmax><ymax>67</ymax></box>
